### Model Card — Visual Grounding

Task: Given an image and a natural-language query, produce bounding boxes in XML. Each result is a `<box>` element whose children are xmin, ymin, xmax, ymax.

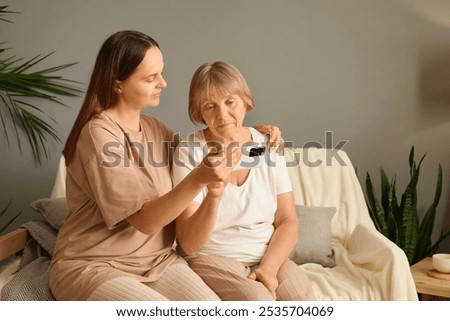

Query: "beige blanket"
<box><xmin>284</xmin><ymin>147</ymin><xmax>418</xmax><ymax>300</ymax></box>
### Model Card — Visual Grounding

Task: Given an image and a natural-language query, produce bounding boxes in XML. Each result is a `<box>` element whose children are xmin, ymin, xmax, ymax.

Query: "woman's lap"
<box><xmin>88</xmin><ymin>262</ymin><xmax>219</xmax><ymax>301</ymax></box>
<box><xmin>187</xmin><ymin>255</ymin><xmax>315</xmax><ymax>301</ymax></box>
<box><xmin>87</xmin><ymin>256</ymin><xmax>316</xmax><ymax>301</ymax></box>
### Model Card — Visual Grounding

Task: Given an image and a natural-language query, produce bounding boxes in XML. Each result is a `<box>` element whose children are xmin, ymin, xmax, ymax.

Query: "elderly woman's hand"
<box><xmin>198</xmin><ymin>143</ymin><xmax>241</xmax><ymax>187</ymax></box>
<box><xmin>248</xmin><ymin>267</ymin><xmax>279</xmax><ymax>300</ymax></box>
<box><xmin>253</xmin><ymin>125</ymin><xmax>284</xmax><ymax>152</ymax></box>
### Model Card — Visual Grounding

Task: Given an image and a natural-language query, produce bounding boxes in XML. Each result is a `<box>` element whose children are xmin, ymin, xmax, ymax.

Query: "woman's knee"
<box><xmin>276</xmin><ymin>260</ymin><xmax>316</xmax><ymax>301</ymax></box>
<box><xmin>151</xmin><ymin>262</ymin><xmax>220</xmax><ymax>301</ymax></box>
<box><xmin>88</xmin><ymin>277</ymin><xmax>168</xmax><ymax>301</ymax></box>
<box><xmin>214</xmin><ymin>280</ymin><xmax>274</xmax><ymax>301</ymax></box>
<box><xmin>238</xmin><ymin>284</ymin><xmax>275</xmax><ymax>301</ymax></box>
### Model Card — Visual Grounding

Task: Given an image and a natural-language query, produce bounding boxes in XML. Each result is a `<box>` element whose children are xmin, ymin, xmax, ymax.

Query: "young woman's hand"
<box><xmin>253</xmin><ymin>125</ymin><xmax>284</xmax><ymax>152</ymax></box>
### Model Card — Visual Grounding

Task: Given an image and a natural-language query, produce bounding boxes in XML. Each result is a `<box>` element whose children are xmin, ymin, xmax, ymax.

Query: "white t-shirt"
<box><xmin>172</xmin><ymin>127</ymin><xmax>292</xmax><ymax>264</ymax></box>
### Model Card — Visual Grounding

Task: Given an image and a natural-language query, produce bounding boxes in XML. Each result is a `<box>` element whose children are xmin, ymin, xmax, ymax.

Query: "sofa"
<box><xmin>0</xmin><ymin>147</ymin><xmax>418</xmax><ymax>300</ymax></box>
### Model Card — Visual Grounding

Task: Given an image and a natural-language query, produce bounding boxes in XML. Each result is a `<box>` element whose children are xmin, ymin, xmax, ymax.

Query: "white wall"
<box><xmin>1</xmin><ymin>0</ymin><xmax>449</xmax><ymax>251</ymax></box>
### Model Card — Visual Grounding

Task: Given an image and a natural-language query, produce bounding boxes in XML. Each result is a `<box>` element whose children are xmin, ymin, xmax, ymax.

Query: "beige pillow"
<box><xmin>289</xmin><ymin>205</ymin><xmax>336</xmax><ymax>268</ymax></box>
<box><xmin>30</xmin><ymin>197</ymin><xmax>68</xmax><ymax>230</ymax></box>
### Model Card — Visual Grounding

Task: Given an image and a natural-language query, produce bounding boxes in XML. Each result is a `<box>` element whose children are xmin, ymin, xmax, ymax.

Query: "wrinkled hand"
<box><xmin>248</xmin><ymin>268</ymin><xmax>279</xmax><ymax>300</ymax></box>
<box><xmin>253</xmin><ymin>125</ymin><xmax>284</xmax><ymax>152</ymax></box>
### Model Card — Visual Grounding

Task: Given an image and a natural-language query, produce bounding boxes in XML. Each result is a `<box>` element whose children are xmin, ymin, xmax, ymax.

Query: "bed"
<box><xmin>0</xmin><ymin>148</ymin><xmax>419</xmax><ymax>300</ymax></box>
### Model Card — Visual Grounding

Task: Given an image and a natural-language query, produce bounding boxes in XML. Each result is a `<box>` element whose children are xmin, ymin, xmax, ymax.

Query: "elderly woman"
<box><xmin>172</xmin><ymin>61</ymin><xmax>316</xmax><ymax>301</ymax></box>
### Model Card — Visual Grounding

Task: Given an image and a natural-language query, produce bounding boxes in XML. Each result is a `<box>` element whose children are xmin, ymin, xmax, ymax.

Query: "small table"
<box><xmin>410</xmin><ymin>257</ymin><xmax>450</xmax><ymax>300</ymax></box>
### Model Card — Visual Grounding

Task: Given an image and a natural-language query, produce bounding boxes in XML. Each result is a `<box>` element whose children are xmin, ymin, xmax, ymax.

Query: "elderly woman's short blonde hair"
<box><xmin>188</xmin><ymin>61</ymin><xmax>255</xmax><ymax>125</ymax></box>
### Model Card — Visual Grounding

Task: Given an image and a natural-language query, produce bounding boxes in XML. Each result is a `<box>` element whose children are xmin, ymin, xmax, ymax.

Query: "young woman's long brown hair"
<box><xmin>63</xmin><ymin>30</ymin><xmax>159</xmax><ymax>166</ymax></box>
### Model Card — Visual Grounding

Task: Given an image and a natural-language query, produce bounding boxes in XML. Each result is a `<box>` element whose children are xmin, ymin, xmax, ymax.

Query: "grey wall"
<box><xmin>1</xmin><ymin>0</ymin><xmax>449</xmax><ymax>251</ymax></box>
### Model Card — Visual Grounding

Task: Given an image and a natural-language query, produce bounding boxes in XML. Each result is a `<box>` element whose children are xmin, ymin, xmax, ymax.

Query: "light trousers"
<box><xmin>87</xmin><ymin>262</ymin><xmax>220</xmax><ymax>301</ymax></box>
<box><xmin>188</xmin><ymin>255</ymin><xmax>316</xmax><ymax>301</ymax></box>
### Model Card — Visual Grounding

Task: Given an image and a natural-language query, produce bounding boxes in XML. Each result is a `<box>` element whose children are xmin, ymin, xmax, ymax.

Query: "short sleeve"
<box><xmin>76</xmin><ymin>115</ymin><xmax>174</xmax><ymax>229</ymax></box>
<box><xmin>275</xmin><ymin>153</ymin><xmax>293</xmax><ymax>195</ymax></box>
<box><xmin>84</xmin><ymin>131</ymin><xmax>149</xmax><ymax>228</ymax></box>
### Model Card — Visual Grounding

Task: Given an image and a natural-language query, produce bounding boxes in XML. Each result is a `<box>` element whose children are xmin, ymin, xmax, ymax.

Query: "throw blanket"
<box><xmin>285</xmin><ymin>148</ymin><xmax>418</xmax><ymax>300</ymax></box>
<box><xmin>1</xmin><ymin>220</ymin><xmax>56</xmax><ymax>300</ymax></box>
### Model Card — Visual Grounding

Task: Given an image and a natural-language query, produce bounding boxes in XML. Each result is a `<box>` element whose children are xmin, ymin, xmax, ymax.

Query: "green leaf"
<box><xmin>365</xmin><ymin>146</ymin><xmax>446</xmax><ymax>266</ymax></box>
<box><xmin>366</xmin><ymin>172</ymin><xmax>390</xmax><ymax>238</ymax></box>
<box><xmin>380</xmin><ymin>168</ymin><xmax>390</xmax><ymax>214</ymax></box>
<box><xmin>400</xmin><ymin>150</ymin><xmax>424</xmax><ymax>264</ymax></box>
<box><xmin>0</xmin><ymin>92</ymin><xmax>23</xmax><ymax>151</ymax></box>
<box><xmin>408</xmin><ymin>145</ymin><xmax>414</xmax><ymax>177</ymax></box>
<box><xmin>415</xmin><ymin>204</ymin><xmax>436</xmax><ymax>263</ymax></box>
<box><xmin>386</xmin><ymin>178</ymin><xmax>398</xmax><ymax>242</ymax></box>
<box><xmin>0</xmin><ymin>5</ymin><xmax>19</xmax><ymax>24</ymax></box>
<box><xmin>0</xmin><ymin>200</ymin><xmax>22</xmax><ymax>234</ymax></box>
<box><xmin>0</xmin><ymin>51</ymin><xmax>82</xmax><ymax>163</ymax></box>
<box><xmin>400</xmin><ymin>181</ymin><xmax>420</xmax><ymax>264</ymax></box>
<box><xmin>433</xmin><ymin>164</ymin><xmax>443</xmax><ymax>205</ymax></box>
<box><xmin>0</xmin><ymin>6</ymin><xmax>83</xmax><ymax>164</ymax></box>
<box><xmin>415</xmin><ymin>163</ymin><xmax>444</xmax><ymax>263</ymax></box>
<box><xmin>389</xmin><ymin>177</ymin><xmax>402</xmax><ymax>243</ymax></box>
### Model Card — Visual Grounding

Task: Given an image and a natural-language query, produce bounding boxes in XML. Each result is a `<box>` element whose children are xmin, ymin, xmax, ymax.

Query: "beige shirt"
<box><xmin>50</xmin><ymin>112</ymin><xmax>183</xmax><ymax>300</ymax></box>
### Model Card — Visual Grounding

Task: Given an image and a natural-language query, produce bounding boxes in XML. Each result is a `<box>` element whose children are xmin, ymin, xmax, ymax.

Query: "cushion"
<box><xmin>1</xmin><ymin>256</ymin><xmax>54</xmax><ymax>300</ymax></box>
<box><xmin>0</xmin><ymin>258</ymin><xmax>20</xmax><ymax>290</ymax></box>
<box><xmin>289</xmin><ymin>205</ymin><xmax>336</xmax><ymax>268</ymax></box>
<box><xmin>29</xmin><ymin>197</ymin><xmax>68</xmax><ymax>231</ymax></box>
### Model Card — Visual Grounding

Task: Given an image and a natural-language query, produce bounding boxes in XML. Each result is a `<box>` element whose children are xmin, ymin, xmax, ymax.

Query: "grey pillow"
<box><xmin>289</xmin><ymin>205</ymin><xmax>336</xmax><ymax>268</ymax></box>
<box><xmin>30</xmin><ymin>197</ymin><xmax>68</xmax><ymax>231</ymax></box>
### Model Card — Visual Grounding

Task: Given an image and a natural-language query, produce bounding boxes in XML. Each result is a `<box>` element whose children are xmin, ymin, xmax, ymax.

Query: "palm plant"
<box><xmin>0</xmin><ymin>5</ymin><xmax>82</xmax><ymax>233</ymax></box>
<box><xmin>365</xmin><ymin>145</ymin><xmax>450</xmax><ymax>265</ymax></box>
<box><xmin>0</xmin><ymin>5</ymin><xmax>82</xmax><ymax>164</ymax></box>
<box><xmin>0</xmin><ymin>201</ymin><xmax>21</xmax><ymax>233</ymax></box>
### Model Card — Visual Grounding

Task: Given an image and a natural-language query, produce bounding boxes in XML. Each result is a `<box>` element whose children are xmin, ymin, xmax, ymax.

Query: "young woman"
<box><xmin>172</xmin><ymin>61</ymin><xmax>316</xmax><ymax>301</ymax></box>
<box><xmin>49</xmin><ymin>31</ymin><xmax>280</xmax><ymax>301</ymax></box>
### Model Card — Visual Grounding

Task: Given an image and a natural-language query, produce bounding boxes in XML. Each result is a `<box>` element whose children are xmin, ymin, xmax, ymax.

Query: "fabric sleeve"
<box><xmin>83</xmin><ymin>129</ymin><xmax>148</xmax><ymax>229</ymax></box>
<box><xmin>275</xmin><ymin>152</ymin><xmax>293</xmax><ymax>195</ymax></box>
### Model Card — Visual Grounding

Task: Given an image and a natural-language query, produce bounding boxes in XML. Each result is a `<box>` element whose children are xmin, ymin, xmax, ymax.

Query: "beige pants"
<box><xmin>188</xmin><ymin>255</ymin><xmax>316</xmax><ymax>301</ymax></box>
<box><xmin>87</xmin><ymin>262</ymin><xmax>220</xmax><ymax>301</ymax></box>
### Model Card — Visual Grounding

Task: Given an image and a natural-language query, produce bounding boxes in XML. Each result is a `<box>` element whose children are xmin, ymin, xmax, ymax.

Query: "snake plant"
<box><xmin>366</xmin><ymin>146</ymin><xmax>449</xmax><ymax>265</ymax></box>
